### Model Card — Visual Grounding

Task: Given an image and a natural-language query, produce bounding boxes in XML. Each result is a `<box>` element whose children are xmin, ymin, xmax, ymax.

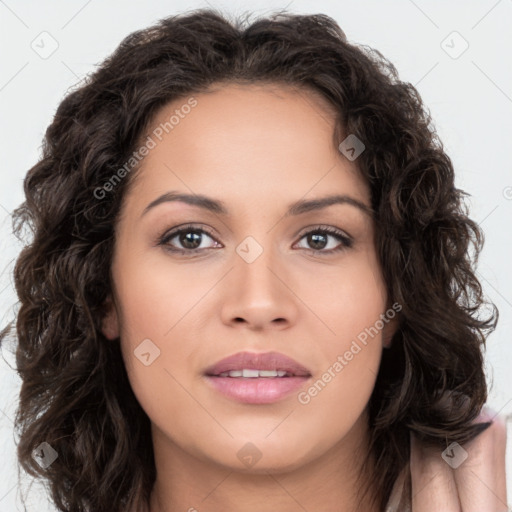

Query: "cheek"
<box><xmin>295</xmin><ymin>288</ymin><xmax>384</xmax><ymax>449</ymax></box>
<box><xmin>294</xmin><ymin>253</ymin><xmax>385</xmax><ymax>414</ymax></box>
<box><xmin>111</xmin><ymin>251</ymin><xmax>200</xmax><ymax>416</ymax></box>
<box><xmin>288</xmin><ymin>347</ymin><xmax>380</xmax><ymax>466</ymax></box>
<box><xmin>116</xmin><ymin>291</ymin><xmax>197</xmax><ymax>438</ymax></box>
<box><xmin>113</xmin><ymin>249</ymin><xmax>207</xmax><ymax>342</ymax></box>
<box><xmin>298</xmin><ymin>249</ymin><xmax>387</xmax><ymax>342</ymax></box>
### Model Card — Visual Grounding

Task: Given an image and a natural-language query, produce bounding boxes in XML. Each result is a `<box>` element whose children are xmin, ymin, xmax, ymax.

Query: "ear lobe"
<box><xmin>101</xmin><ymin>295</ymin><xmax>120</xmax><ymax>340</ymax></box>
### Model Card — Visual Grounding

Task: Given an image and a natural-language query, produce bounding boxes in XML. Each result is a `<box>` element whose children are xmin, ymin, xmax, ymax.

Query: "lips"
<box><xmin>204</xmin><ymin>351</ymin><xmax>312</xmax><ymax>378</ymax></box>
<box><xmin>203</xmin><ymin>351</ymin><xmax>312</xmax><ymax>404</ymax></box>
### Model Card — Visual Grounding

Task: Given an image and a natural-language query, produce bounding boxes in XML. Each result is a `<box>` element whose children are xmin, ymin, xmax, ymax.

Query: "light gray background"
<box><xmin>1</xmin><ymin>1</ymin><xmax>511</xmax><ymax>510</ymax></box>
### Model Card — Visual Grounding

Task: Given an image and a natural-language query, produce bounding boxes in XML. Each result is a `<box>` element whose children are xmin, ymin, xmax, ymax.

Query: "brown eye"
<box><xmin>158</xmin><ymin>225</ymin><xmax>220</xmax><ymax>254</ymax></box>
<box><xmin>157</xmin><ymin>224</ymin><xmax>352</xmax><ymax>256</ymax></box>
<box><xmin>295</xmin><ymin>226</ymin><xmax>353</xmax><ymax>254</ymax></box>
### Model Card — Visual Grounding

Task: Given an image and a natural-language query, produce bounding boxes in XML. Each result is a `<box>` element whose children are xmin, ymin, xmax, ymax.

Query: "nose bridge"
<box><xmin>234</xmin><ymin>234</ymin><xmax>280</xmax><ymax>295</ymax></box>
<box><xmin>220</xmin><ymin>232</ymin><xmax>298</xmax><ymax>328</ymax></box>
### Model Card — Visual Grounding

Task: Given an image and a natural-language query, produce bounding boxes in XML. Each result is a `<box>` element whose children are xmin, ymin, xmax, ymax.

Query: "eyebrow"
<box><xmin>141</xmin><ymin>191</ymin><xmax>374</xmax><ymax>218</ymax></box>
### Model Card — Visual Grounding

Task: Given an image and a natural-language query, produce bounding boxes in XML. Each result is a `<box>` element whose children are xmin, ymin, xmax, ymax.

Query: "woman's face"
<box><xmin>102</xmin><ymin>83</ymin><xmax>398</xmax><ymax>475</ymax></box>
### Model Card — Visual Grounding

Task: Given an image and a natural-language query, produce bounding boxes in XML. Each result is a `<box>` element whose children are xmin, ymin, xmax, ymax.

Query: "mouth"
<box><xmin>203</xmin><ymin>350</ymin><xmax>312</xmax><ymax>378</ymax></box>
<box><xmin>203</xmin><ymin>351</ymin><xmax>312</xmax><ymax>404</ymax></box>
<box><xmin>211</xmin><ymin>369</ymin><xmax>300</xmax><ymax>378</ymax></box>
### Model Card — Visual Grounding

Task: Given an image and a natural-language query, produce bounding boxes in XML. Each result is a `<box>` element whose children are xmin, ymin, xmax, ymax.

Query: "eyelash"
<box><xmin>157</xmin><ymin>223</ymin><xmax>353</xmax><ymax>256</ymax></box>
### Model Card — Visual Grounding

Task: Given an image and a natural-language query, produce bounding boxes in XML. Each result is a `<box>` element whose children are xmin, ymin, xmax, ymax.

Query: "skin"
<box><xmin>100</xmin><ymin>83</ymin><xmax>507</xmax><ymax>512</ymax></box>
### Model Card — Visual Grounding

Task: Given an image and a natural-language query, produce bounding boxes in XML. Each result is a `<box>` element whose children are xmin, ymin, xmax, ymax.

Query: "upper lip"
<box><xmin>204</xmin><ymin>351</ymin><xmax>312</xmax><ymax>377</ymax></box>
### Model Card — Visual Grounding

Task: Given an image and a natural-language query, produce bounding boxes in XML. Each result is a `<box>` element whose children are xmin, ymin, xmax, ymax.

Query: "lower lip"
<box><xmin>204</xmin><ymin>376</ymin><xmax>310</xmax><ymax>404</ymax></box>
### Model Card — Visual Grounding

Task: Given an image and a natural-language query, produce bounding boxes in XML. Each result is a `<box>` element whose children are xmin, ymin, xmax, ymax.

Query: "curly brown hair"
<box><xmin>0</xmin><ymin>7</ymin><xmax>498</xmax><ymax>512</ymax></box>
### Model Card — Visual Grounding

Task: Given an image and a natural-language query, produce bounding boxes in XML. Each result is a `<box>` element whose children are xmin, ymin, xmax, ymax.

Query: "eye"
<box><xmin>157</xmin><ymin>224</ymin><xmax>221</xmax><ymax>254</ymax></box>
<box><xmin>294</xmin><ymin>226</ymin><xmax>353</xmax><ymax>254</ymax></box>
<box><xmin>157</xmin><ymin>224</ymin><xmax>353</xmax><ymax>256</ymax></box>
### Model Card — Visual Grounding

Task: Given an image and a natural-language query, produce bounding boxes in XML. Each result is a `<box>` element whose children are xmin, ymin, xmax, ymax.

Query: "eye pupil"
<box><xmin>309</xmin><ymin>233</ymin><xmax>327</xmax><ymax>250</ymax></box>
<box><xmin>180</xmin><ymin>231</ymin><xmax>202</xmax><ymax>249</ymax></box>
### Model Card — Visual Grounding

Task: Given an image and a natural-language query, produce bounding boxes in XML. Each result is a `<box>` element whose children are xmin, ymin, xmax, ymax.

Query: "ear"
<box><xmin>382</xmin><ymin>303</ymin><xmax>401</xmax><ymax>348</ymax></box>
<box><xmin>100</xmin><ymin>294</ymin><xmax>120</xmax><ymax>340</ymax></box>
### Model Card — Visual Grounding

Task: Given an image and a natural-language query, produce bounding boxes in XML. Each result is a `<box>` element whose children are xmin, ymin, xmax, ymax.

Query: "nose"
<box><xmin>220</xmin><ymin>238</ymin><xmax>299</xmax><ymax>331</ymax></box>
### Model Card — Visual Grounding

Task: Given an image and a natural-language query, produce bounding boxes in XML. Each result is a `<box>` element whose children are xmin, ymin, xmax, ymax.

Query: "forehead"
<box><xmin>124</xmin><ymin>82</ymin><xmax>368</xmax><ymax>214</ymax></box>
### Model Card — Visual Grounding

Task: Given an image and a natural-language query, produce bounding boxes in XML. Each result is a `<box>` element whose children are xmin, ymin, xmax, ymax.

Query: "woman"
<box><xmin>1</xmin><ymin>8</ymin><xmax>507</xmax><ymax>512</ymax></box>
